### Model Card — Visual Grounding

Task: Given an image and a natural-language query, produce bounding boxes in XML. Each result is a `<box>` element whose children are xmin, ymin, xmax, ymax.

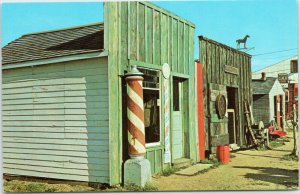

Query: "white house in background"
<box><xmin>252</xmin><ymin>55</ymin><xmax>298</xmax><ymax>119</ymax></box>
<box><xmin>252</xmin><ymin>55</ymin><xmax>298</xmax><ymax>86</ymax></box>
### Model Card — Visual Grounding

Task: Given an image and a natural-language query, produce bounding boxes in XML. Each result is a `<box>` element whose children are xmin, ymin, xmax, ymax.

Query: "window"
<box><xmin>137</xmin><ymin>67</ymin><xmax>160</xmax><ymax>145</ymax></box>
<box><xmin>285</xmin><ymin>90</ymin><xmax>289</xmax><ymax>102</ymax></box>
<box><xmin>290</xmin><ymin>60</ymin><xmax>298</xmax><ymax>73</ymax></box>
<box><xmin>173</xmin><ymin>79</ymin><xmax>180</xmax><ymax>111</ymax></box>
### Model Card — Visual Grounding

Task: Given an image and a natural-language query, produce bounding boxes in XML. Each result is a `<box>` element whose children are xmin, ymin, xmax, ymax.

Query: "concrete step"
<box><xmin>172</xmin><ymin>158</ymin><xmax>192</xmax><ymax>169</ymax></box>
<box><xmin>229</xmin><ymin>143</ymin><xmax>240</xmax><ymax>151</ymax></box>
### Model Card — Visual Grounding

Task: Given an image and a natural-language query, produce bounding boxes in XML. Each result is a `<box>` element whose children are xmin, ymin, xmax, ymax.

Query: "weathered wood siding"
<box><xmin>253</xmin><ymin>94</ymin><xmax>270</xmax><ymax>124</ymax></box>
<box><xmin>105</xmin><ymin>1</ymin><xmax>196</xmax><ymax>183</ymax></box>
<box><xmin>199</xmin><ymin>36</ymin><xmax>252</xmax><ymax>150</ymax></box>
<box><xmin>2</xmin><ymin>57</ymin><xmax>110</xmax><ymax>183</ymax></box>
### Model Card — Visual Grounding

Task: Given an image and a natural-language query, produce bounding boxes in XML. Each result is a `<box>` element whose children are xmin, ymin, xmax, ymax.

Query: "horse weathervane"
<box><xmin>236</xmin><ymin>35</ymin><xmax>250</xmax><ymax>50</ymax></box>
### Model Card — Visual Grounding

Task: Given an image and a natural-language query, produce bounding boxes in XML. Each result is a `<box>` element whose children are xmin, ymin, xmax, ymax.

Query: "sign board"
<box><xmin>278</xmin><ymin>73</ymin><xmax>289</xmax><ymax>83</ymax></box>
<box><xmin>225</xmin><ymin>65</ymin><xmax>239</xmax><ymax>75</ymax></box>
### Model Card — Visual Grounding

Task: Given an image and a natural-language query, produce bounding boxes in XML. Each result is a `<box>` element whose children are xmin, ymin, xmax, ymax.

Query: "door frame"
<box><xmin>170</xmin><ymin>76</ymin><xmax>189</xmax><ymax>162</ymax></box>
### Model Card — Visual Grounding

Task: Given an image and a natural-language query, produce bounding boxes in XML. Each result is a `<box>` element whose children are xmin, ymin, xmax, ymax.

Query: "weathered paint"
<box><xmin>104</xmin><ymin>1</ymin><xmax>196</xmax><ymax>183</ymax></box>
<box><xmin>199</xmin><ymin>36</ymin><xmax>252</xmax><ymax>151</ymax></box>
<box><xmin>196</xmin><ymin>62</ymin><xmax>206</xmax><ymax>160</ymax></box>
<box><xmin>2</xmin><ymin>57</ymin><xmax>110</xmax><ymax>183</ymax></box>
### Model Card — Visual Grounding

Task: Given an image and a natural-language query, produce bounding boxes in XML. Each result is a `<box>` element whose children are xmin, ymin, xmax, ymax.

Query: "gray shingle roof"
<box><xmin>2</xmin><ymin>22</ymin><xmax>104</xmax><ymax>65</ymax></box>
<box><xmin>252</xmin><ymin>77</ymin><xmax>277</xmax><ymax>94</ymax></box>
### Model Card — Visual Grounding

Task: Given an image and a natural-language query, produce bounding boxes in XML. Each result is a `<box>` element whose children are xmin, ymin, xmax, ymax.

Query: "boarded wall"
<box><xmin>199</xmin><ymin>36</ymin><xmax>252</xmax><ymax>151</ymax></box>
<box><xmin>2</xmin><ymin>57</ymin><xmax>110</xmax><ymax>183</ymax></box>
<box><xmin>253</xmin><ymin>94</ymin><xmax>270</xmax><ymax>124</ymax></box>
<box><xmin>105</xmin><ymin>1</ymin><xmax>196</xmax><ymax>183</ymax></box>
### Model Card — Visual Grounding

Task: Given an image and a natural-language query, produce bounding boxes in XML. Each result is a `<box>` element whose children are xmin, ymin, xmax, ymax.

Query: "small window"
<box><xmin>290</xmin><ymin>60</ymin><xmax>298</xmax><ymax>73</ymax></box>
<box><xmin>285</xmin><ymin>90</ymin><xmax>289</xmax><ymax>102</ymax></box>
<box><xmin>173</xmin><ymin>79</ymin><xmax>180</xmax><ymax>111</ymax></box>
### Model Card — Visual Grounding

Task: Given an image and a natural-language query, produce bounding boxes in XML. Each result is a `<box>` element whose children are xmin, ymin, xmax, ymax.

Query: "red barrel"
<box><xmin>216</xmin><ymin>144</ymin><xmax>230</xmax><ymax>164</ymax></box>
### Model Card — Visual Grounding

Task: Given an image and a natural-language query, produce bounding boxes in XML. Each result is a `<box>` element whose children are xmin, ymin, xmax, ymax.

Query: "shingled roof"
<box><xmin>2</xmin><ymin>22</ymin><xmax>104</xmax><ymax>65</ymax></box>
<box><xmin>252</xmin><ymin>77</ymin><xmax>277</xmax><ymax>95</ymax></box>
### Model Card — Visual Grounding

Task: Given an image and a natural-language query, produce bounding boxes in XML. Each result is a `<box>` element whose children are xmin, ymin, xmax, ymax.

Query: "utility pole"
<box><xmin>291</xmin><ymin>104</ymin><xmax>298</xmax><ymax>157</ymax></box>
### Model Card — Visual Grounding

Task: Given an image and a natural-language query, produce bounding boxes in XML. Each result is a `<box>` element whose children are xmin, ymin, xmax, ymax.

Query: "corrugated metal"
<box><xmin>2</xmin><ymin>57</ymin><xmax>110</xmax><ymax>183</ymax></box>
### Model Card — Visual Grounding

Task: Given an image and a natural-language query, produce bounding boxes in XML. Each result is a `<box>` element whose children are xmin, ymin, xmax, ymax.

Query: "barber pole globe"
<box><xmin>125</xmin><ymin>66</ymin><xmax>146</xmax><ymax>157</ymax></box>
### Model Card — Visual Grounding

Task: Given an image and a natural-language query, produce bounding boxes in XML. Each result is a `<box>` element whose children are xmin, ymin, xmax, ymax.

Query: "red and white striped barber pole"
<box><xmin>162</xmin><ymin>63</ymin><xmax>171</xmax><ymax>163</ymax></box>
<box><xmin>163</xmin><ymin>78</ymin><xmax>171</xmax><ymax>163</ymax></box>
<box><xmin>125</xmin><ymin>65</ymin><xmax>146</xmax><ymax>157</ymax></box>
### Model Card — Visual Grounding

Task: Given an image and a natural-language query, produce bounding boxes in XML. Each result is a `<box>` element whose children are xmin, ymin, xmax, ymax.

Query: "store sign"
<box><xmin>225</xmin><ymin>65</ymin><xmax>239</xmax><ymax>75</ymax></box>
<box><xmin>278</xmin><ymin>73</ymin><xmax>289</xmax><ymax>83</ymax></box>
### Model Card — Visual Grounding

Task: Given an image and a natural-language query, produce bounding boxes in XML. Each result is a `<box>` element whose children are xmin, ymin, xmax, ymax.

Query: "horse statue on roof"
<box><xmin>236</xmin><ymin>35</ymin><xmax>250</xmax><ymax>49</ymax></box>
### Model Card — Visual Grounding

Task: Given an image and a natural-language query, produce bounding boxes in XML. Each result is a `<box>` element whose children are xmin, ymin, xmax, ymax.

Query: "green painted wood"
<box><xmin>3</xmin><ymin>168</ymin><xmax>109</xmax><ymax>183</ymax></box>
<box><xmin>3</xmin><ymin>126</ymin><xmax>109</xmax><ymax>134</ymax></box>
<box><xmin>105</xmin><ymin>2</ymin><xmax>122</xmax><ymax>185</ymax></box>
<box><xmin>4</xmin><ymin>152</ymin><xmax>109</xmax><ymax>164</ymax></box>
<box><xmin>3</xmin><ymin>138</ymin><xmax>108</xmax><ymax>147</ymax></box>
<box><xmin>2</xmin><ymin>57</ymin><xmax>110</xmax><ymax>183</ymax></box>
<box><xmin>3</xmin><ymin>108</ymin><xmax>108</xmax><ymax>116</ymax></box>
<box><xmin>105</xmin><ymin>1</ymin><xmax>195</xmax><ymax>182</ymax></box>
<box><xmin>3</xmin><ymin>148</ymin><xmax>109</xmax><ymax>159</ymax></box>
<box><xmin>172</xmin><ymin>112</ymin><xmax>183</xmax><ymax>159</ymax></box>
<box><xmin>3</xmin><ymin>142</ymin><xmax>107</xmax><ymax>152</ymax></box>
<box><xmin>3</xmin><ymin>158</ymin><xmax>108</xmax><ymax>171</ymax></box>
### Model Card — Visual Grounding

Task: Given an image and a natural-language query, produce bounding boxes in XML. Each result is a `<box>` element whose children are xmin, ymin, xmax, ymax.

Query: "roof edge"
<box><xmin>23</xmin><ymin>22</ymin><xmax>104</xmax><ymax>36</ymax></box>
<box><xmin>2</xmin><ymin>50</ymin><xmax>108</xmax><ymax>70</ymax></box>
<box><xmin>199</xmin><ymin>35</ymin><xmax>251</xmax><ymax>57</ymax></box>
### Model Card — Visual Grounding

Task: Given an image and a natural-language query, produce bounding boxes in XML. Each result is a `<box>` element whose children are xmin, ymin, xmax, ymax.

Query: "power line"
<box><xmin>252</xmin><ymin>48</ymin><xmax>298</xmax><ymax>56</ymax></box>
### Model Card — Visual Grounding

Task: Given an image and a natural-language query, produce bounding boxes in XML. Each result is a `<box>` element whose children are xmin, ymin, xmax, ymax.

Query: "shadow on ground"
<box><xmin>235</xmin><ymin>152</ymin><xmax>283</xmax><ymax>159</ymax></box>
<box><xmin>233</xmin><ymin>166</ymin><xmax>299</xmax><ymax>188</ymax></box>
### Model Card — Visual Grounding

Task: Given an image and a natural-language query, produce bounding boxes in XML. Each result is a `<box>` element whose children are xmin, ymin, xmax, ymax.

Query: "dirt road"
<box><xmin>153</xmin><ymin>133</ymin><xmax>299</xmax><ymax>191</ymax></box>
<box><xmin>3</xmin><ymin>132</ymin><xmax>299</xmax><ymax>192</ymax></box>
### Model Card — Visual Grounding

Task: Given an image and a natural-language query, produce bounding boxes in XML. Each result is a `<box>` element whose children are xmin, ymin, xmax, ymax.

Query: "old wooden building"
<box><xmin>252</xmin><ymin>74</ymin><xmax>285</xmax><ymax>129</ymax></box>
<box><xmin>198</xmin><ymin>36</ymin><xmax>252</xmax><ymax>153</ymax></box>
<box><xmin>252</xmin><ymin>55</ymin><xmax>298</xmax><ymax>119</ymax></box>
<box><xmin>2</xmin><ymin>1</ymin><xmax>197</xmax><ymax>186</ymax></box>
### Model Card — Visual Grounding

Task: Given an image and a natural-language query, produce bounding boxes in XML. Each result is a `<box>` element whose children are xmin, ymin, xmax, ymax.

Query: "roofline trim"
<box><xmin>198</xmin><ymin>35</ymin><xmax>252</xmax><ymax>57</ymax></box>
<box><xmin>253</xmin><ymin>54</ymin><xmax>298</xmax><ymax>74</ymax></box>
<box><xmin>140</xmin><ymin>1</ymin><xmax>195</xmax><ymax>27</ymax></box>
<box><xmin>23</xmin><ymin>22</ymin><xmax>104</xmax><ymax>36</ymax></box>
<box><xmin>2</xmin><ymin>50</ymin><xmax>108</xmax><ymax>70</ymax></box>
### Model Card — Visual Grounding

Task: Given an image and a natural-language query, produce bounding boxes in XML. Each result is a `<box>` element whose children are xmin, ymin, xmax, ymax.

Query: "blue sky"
<box><xmin>1</xmin><ymin>0</ymin><xmax>298</xmax><ymax>72</ymax></box>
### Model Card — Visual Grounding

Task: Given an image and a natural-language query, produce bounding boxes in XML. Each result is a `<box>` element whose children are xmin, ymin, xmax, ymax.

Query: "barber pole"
<box><xmin>164</xmin><ymin>78</ymin><xmax>171</xmax><ymax>163</ymax></box>
<box><xmin>125</xmin><ymin>66</ymin><xmax>146</xmax><ymax>157</ymax></box>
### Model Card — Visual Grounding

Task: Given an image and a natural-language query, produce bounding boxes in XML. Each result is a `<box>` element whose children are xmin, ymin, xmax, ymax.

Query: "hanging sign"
<box><xmin>162</xmin><ymin>63</ymin><xmax>171</xmax><ymax>79</ymax></box>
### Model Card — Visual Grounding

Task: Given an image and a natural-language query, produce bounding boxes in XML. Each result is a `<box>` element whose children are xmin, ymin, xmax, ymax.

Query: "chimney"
<box><xmin>261</xmin><ymin>72</ymin><xmax>266</xmax><ymax>81</ymax></box>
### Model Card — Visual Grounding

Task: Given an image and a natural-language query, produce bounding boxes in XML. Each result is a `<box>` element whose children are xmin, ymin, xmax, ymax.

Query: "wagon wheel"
<box><xmin>216</xmin><ymin>94</ymin><xmax>227</xmax><ymax>119</ymax></box>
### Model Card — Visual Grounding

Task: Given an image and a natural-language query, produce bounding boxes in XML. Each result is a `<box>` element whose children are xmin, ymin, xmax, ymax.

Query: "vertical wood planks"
<box><xmin>105</xmin><ymin>1</ymin><xmax>196</xmax><ymax>180</ymax></box>
<box><xmin>138</xmin><ymin>3</ymin><xmax>145</xmax><ymax>62</ymax></box>
<box><xmin>198</xmin><ymin>36</ymin><xmax>252</xmax><ymax>148</ymax></box>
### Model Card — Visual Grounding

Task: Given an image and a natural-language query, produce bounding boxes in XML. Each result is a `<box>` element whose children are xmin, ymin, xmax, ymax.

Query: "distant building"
<box><xmin>252</xmin><ymin>55</ymin><xmax>298</xmax><ymax>119</ymax></box>
<box><xmin>252</xmin><ymin>73</ymin><xmax>285</xmax><ymax>129</ymax></box>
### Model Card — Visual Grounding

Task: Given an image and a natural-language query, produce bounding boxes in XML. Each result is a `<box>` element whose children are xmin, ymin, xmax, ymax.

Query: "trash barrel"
<box><xmin>216</xmin><ymin>144</ymin><xmax>230</xmax><ymax>164</ymax></box>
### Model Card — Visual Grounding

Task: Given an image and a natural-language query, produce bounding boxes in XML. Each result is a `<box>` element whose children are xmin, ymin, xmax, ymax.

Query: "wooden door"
<box><xmin>172</xmin><ymin>79</ymin><xmax>184</xmax><ymax>159</ymax></box>
<box><xmin>227</xmin><ymin>109</ymin><xmax>236</xmax><ymax>144</ymax></box>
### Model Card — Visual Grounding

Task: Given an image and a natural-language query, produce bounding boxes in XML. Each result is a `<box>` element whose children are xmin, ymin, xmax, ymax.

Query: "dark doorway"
<box><xmin>227</xmin><ymin>87</ymin><xmax>238</xmax><ymax>144</ymax></box>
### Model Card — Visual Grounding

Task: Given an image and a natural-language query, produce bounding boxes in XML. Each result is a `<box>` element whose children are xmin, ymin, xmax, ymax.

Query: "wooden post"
<box><xmin>292</xmin><ymin>104</ymin><xmax>298</xmax><ymax>157</ymax></box>
<box><xmin>276</xmin><ymin>95</ymin><xmax>282</xmax><ymax>131</ymax></box>
<box><xmin>196</xmin><ymin>61</ymin><xmax>206</xmax><ymax>160</ymax></box>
